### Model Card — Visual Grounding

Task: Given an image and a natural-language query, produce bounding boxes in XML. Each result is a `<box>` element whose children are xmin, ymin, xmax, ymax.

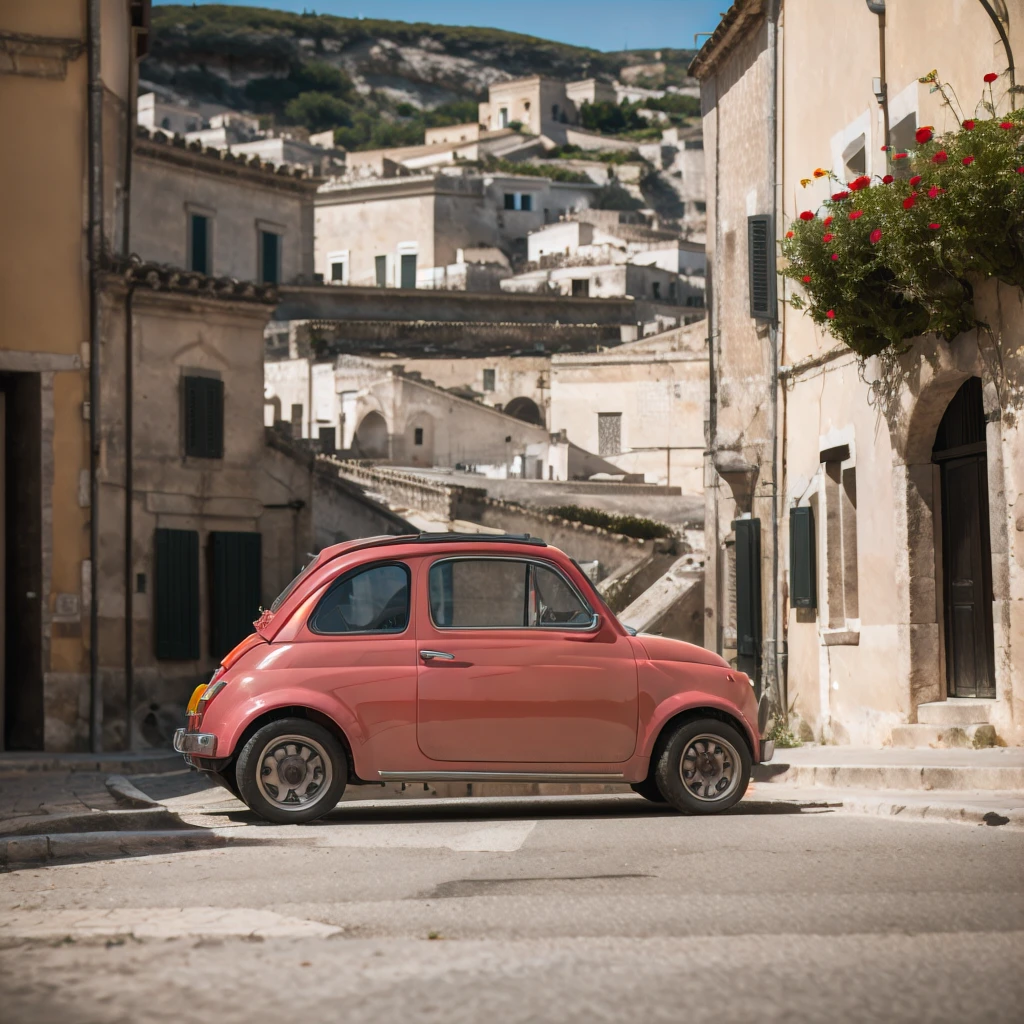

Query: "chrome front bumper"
<box><xmin>173</xmin><ymin>728</ymin><xmax>217</xmax><ymax>757</ymax></box>
<box><xmin>760</xmin><ymin>739</ymin><xmax>775</xmax><ymax>763</ymax></box>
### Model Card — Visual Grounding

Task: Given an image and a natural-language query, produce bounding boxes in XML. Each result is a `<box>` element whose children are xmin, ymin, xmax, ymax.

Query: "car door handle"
<box><xmin>420</xmin><ymin>650</ymin><xmax>455</xmax><ymax>661</ymax></box>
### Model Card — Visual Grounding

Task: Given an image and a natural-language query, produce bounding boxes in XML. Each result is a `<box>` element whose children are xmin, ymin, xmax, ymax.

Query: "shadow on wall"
<box><xmin>353</xmin><ymin>410</ymin><xmax>389</xmax><ymax>457</ymax></box>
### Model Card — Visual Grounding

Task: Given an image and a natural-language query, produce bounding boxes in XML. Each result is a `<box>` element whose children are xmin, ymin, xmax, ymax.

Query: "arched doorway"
<box><xmin>353</xmin><ymin>410</ymin><xmax>389</xmax><ymax>458</ymax></box>
<box><xmin>504</xmin><ymin>396</ymin><xmax>544</xmax><ymax>425</ymax></box>
<box><xmin>932</xmin><ymin>377</ymin><xmax>995</xmax><ymax>698</ymax></box>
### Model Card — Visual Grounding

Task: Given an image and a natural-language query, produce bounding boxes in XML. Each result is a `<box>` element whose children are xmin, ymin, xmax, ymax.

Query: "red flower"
<box><xmin>799</xmin><ymin>210</ymin><xmax>815</xmax><ymax>221</ymax></box>
<box><xmin>848</xmin><ymin>209</ymin><xmax>863</xmax><ymax>220</ymax></box>
<box><xmin>1018</xmin><ymin>167</ymin><xmax>1024</xmax><ymax>174</ymax></box>
<box><xmin>848</xmin><ymin>175</ymin><xmax>871</xmax><ymax>191</ymax></box>
<box><xmin>962</xmin><ymin>155</ymin><xmax>975</xmax><ymax>166</ymax></box>
<box><xmin>786</xmin><ymin>230</ymin><xmax>794</xmax><ymax>238</ymax></box>
<box><xmin>909</xmin><ymin>175</ymin><xmax>922</xmax><ymax>186</ymax></box>
<box><xmin>893</xmin><ymin>152</ymin><xmax>908</xmax><ymax>160</ymax></box>
<box><xmin>963</xmin><ymin>119</ymin><xmax>975</xmax><ymax>130</ymax></box>
<box><xmin>932</xmin><ymin>150</ymin><xmax>948</xmax><ymax>163</ymax></box>
<box><xmin>830</xmin><ymin>253</ymin><xmax>839</xmax><ymax>261</ymax></box>
<box><xmin>915</xmin><ymin>127</ymin><xmax>932</xmax><ymax>144</ymax></box>
<box><xmin>1001</xmin><ymin>121</ymin><xmax>1015</xmax><ymax>130</ymax></box>
<box><xmin>802</xmin><ymin>275</ymin><xmax>811</xmax><ymax>283</ymax></box>
<box><xmin>880</xmin><ymin>145</ymin><xmax>888</xmax><ymax>151</ymax></box>
<box><xmin>882</xmin><ymin>174</ymin><xmax>894</xmax><ymax>184</ymax></box>
<box><xmin>870</xmin><ymin>228</ymin><xmax>882</xmax><ymax>244</ymax></box>
<box><xmin>826</xmin><ymin>309</ymin><xmax>836</xmax><ymax>319</ymax></box>
<box><xmin>928</xmin><ymin>222</ymin><xmax>941</xmax><ymax>230</ymax></box>
<box><xmin>831</xmin><ymin>191</ymin><xmax>850</xmax><ymax>201</ymax></box>
<box><xmin>823</xmin><ymin>216</ymin><xmax>833</xmax><ymax>226</ymax></box>
<box><xmin>984</xmin><ymin>72</ymin><xmax>998</xmax><ymax>83</ymax></box>
<box><xmin>928</xmin><ymin>185</ymin><xmax>944</xmax><ymax>198</ymax></box>
<box><xmin>822</xmin><ymin>232</ymin><xmax>834</xmax><ymax>242</ymax></box>
<box><xmin>903</xmin><ymin>193</ymin><xmax>917</xmax><ymax>210</ymax></box>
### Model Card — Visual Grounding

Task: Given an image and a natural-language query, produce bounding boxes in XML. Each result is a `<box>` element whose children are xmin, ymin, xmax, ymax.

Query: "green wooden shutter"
<box><xmin>748</xmin><ymin>214</ymin><xmax>776</xmax><ymax>321</ymax></box>
<box><xmin>400</xmin><ymin>253</ymin><xmax>417</xmax><ymax>289</ymax></box>
<box><xmin>260</xmin><ymin>230</ymin><xmax>280</xmax><ymax>284</ymax></box>
<box><xmin>190</xmin><ymin>214</ymin><xmax>209</xmax><ymax>274</ymax></box>
<box><xmin>155</xmin><ymin>528</ymin><xmax>200</xmax><ymax>660</ymax></box>
<box><xmin>789</xmin><ymin>506</ymin><xmax>817</xmax><ymax>609</ymax></box>
<box><xmin>209</xmin><ymin>531</ymin><xmax>262</xmax><ymax>658</ymax></box>
<box><xmin>733</xmin><ymin>517</ymin><xmax>762</xmax><ymax>685</ymax></box>
<box><xmin>375</xmin><ymin>255</ymin><xmax>387</xmax><ymax>287</ymax></box>
<box><xmin>183</xmin><ymin>377</ymin><xmax>224</xmax><ymax>459</ymax></box>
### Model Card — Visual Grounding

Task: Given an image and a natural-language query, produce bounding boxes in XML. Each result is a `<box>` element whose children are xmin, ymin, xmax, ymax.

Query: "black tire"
<box><xmin>630</xmin><ymin>777</ymin><xmax>667</xmax><ymax>803</ymax></box>
<box><xmin>654</xmin><ymin>718</ymin><xmax>751</xmax><ymax>815</ymax></box>
<box><xmin>236</xmin><ymin>718</ymin><xmax>347</xmax><ymax>824</ymax></box>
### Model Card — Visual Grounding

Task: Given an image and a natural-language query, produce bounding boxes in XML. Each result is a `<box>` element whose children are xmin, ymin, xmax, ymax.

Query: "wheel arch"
<box><xmin>642</xmin><ymin>705</ymin><xmax>755</xmax><ymax>784</ymax></box>
<box><xmin>231</xmin><ymin>706</ymin><xmax>356</xmax><ymax>783</ymax></box>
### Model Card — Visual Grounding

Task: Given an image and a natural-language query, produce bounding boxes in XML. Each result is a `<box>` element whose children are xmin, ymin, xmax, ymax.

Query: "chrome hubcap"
<box><xmin>680</xmin><ymin>733</ymin><xmax>741</xmax><ymax>803</ymax></box>
<box><xmin>255</xmin><ymin>735</ymin><xmax>332</xmax><ymax>810</ymax></box>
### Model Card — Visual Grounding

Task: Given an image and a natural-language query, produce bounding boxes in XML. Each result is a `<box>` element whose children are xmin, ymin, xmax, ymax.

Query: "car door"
<box><xmin>416</xmin><ymin>555</ymin><xmax>638</xmax><ymax>763</ymax></box>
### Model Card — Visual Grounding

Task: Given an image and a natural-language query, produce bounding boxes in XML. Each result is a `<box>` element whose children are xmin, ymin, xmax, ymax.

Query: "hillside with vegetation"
<box><xmin>145</xmin><ymin>4</ymin><xmax>697</xmax><ymax>150</ymax></box>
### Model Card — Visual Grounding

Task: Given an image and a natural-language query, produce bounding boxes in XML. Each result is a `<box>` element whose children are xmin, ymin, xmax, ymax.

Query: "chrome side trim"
<box><xmin>378</xmin><ymin>770</ymin><xmax>626</xmax><ymax>783</ymax></box>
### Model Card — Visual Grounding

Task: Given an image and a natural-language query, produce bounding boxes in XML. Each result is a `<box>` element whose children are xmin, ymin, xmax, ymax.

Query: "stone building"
<box><xmin>694</xmin><ymin>0</ymin><xmax>1024</xmax><ymax>744</ymax></box>
<box><xmin>0</xmin><ymin>0</ymin><xmax>149</xmax><ymax>752</ymax></box>
<box><xmin>314</xmin><ymin>170</ymin><xmax>600</xmax><ymax>288</ymax></box>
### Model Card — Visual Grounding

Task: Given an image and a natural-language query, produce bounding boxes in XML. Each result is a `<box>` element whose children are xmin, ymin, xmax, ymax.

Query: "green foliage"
<box><xmin>544</xmin><ymin>505</ymin><xmax>673</xmax><ymax>540</ymax></box>
<box><xmin>481</xmin><ymin>156</ymin><xmax>592</xmax><ymax>183</ymax></box>
<box><xmin>643</xmin><ymin>92</ymin><xmax>701</xmax><ymax>119</ymax></box>
<box><xmin>283</xmin><ymin>91</ymin><xmax>352</xmax><ymax>133</ymax></box>
<box><xmin>783</xmin><ymin>94</ymin><xmax>1024</xmax><ymax>357</ymax></box>
<box><xmin>546</xmin><ymin>144</ymin><xmax>645</xmax><ymax>165</ymax></box>
<box><xmin>579</xmin><ymin>100</ymin><xmax>646</xmax><ymax>135</ymax></box>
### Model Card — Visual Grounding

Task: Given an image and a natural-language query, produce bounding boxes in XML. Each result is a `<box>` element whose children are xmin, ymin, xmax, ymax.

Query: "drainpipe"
<box><xmin>865</xmin><ymin>2</ymin><xmax>890</xmax><ymax>170</ymax></box>
<box><xmin>978</xmin><ymin>0</ymin><xmax>1016</xmax><ymax>97</ymax></box>
<box><xmin>123</xmin><ymin>20</ymin><xmax>137</xmax><ymax>752</ymax></box>
<box><xmin>87</xmin><ymin>0</ymin><xmax>104</xmax><ymax>753</ymax></box>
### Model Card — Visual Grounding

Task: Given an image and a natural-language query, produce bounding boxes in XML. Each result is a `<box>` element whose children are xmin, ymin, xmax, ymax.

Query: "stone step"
<box><xmin>889</xmin><ymin>724</ymin><xmax>997</xmax><ymax>749</ymax></box>
<box><xmin>917</xmin><ymin>699</ymin><xmax>995</xmax><ymax>727</ymax></box>
<box><xmin>753</xmin><ymin>762</ymin><xmax>1024</xmax><ymax>792</ymax></box>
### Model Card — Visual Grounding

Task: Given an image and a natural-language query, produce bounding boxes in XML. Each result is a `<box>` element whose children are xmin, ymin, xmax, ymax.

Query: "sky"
<box><xmin>157</xmin><ymin>0</ymin><xmax>727</xmax><ymax>53</ymax></box>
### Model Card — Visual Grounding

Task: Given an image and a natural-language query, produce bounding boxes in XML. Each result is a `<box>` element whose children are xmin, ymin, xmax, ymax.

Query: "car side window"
<box><xmin>429</xmin><ymin>559</ymin><xmax>529</xmax><ymax>627</ymax></box>
<box><xmin>428</xmin><ymin>558</ymin><xmax>593</xmax><ymax>629</ymax></box>
<box><xmin>531</xmin><ymin>564</ymin><xmax>592</xmax><ymax>627</ymax></box>
<box><xmin>310</xmin><ymin>563</ymin><xmax>410</xmax><ymax>634</ymax></box>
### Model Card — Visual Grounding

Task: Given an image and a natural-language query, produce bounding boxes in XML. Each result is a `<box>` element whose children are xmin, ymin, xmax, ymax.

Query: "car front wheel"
<box><xmin>236</xmin><ymin>718</ymin><xmax>347</xmax><ymax>824</ymax></box>
<box><xmin>654</xmin><ymin>718</ymin><xmax>751</xmax><ymax>815</ymax></box>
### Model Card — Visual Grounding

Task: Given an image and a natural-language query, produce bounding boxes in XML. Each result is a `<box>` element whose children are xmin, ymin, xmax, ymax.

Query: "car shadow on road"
<box><xmin>210</xmin><ymin>794</ymin><xmax>838</xmax><ymax>828</ymax></box>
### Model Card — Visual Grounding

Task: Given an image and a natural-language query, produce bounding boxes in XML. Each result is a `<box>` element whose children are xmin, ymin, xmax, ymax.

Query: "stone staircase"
<box><xmin>890</xmin><ymin>699</ymin><xmax>998</xmax><ymax>749</ymax></box>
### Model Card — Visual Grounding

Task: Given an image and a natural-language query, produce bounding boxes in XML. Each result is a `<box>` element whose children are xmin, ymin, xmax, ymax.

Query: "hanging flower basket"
<box><xmin>781</xmin><ymin>73</ymin><xmax>1024</xmax><ymax>357</ymax></box>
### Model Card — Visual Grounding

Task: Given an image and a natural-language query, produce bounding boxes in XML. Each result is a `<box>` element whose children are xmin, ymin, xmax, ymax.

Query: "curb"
<box><xmin>753</xmin><ymin>763</ymin><xmax>1024</xmax><ymax>792</ymax></box>
<box><xmin>0</xmin><ymin>752</ymin><xmax>182</xmax><ymax>775</ymax></box>
<box><xmin>838</xmin><ymin>795</ymin><xmax>1024</xmax><ymax>830</ymax></box>
<box><xmin>0</xmin><ymin>806</ymin><xmax>188</xmax><ymax>839</ymax></box>
<box><xmin>0</xmin><ymin>829</ymin><xmax>230</xmax><ymax>868</ymax></box>
<box><xmin>105</xmin><ymin>774</ymin><xmax>162</xmax><ymax>809</ymax></box>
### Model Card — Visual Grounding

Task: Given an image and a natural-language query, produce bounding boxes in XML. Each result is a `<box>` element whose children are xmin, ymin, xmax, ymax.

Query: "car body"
<box><xmin>175</xmin><ymin>533</ymin><xmax>773</xmax><ymax>822</ymax></box>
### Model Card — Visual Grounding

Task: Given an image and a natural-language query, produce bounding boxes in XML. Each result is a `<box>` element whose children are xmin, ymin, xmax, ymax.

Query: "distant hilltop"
<box><xmin>145</xmin><ymin>4</ymin><xmax>697</xmax><ymax>146</ymax></box>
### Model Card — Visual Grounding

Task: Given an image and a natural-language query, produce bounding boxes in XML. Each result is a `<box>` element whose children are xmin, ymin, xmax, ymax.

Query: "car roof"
<box><xmin>317</xmin><ymin>532</ymin><xmax>548</xmax><ymax>563</ymax></box>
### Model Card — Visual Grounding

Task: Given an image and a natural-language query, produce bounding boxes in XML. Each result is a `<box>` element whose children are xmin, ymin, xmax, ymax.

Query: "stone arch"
<box><xmin>504</xmin><ymin>395</ymin><xmax>544</xmax><ymax>426</ymax></box>
<box><xmin>352</xmin><ymin>410</ymin><xmax>389</xmax><ymax>458</ymax></box>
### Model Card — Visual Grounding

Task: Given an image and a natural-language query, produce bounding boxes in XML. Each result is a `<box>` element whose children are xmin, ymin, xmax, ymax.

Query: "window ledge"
<box><xmin>821</xmin><ymin>629</ymin><xmax>860</xmax><ymax>647</ymax></box>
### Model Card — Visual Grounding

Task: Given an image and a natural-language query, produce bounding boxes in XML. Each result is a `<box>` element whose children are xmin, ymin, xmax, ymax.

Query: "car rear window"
<box><xmin>310</xmin><ymin>563</ymin><xmax>410</xmax><ymax>634</ymax></box>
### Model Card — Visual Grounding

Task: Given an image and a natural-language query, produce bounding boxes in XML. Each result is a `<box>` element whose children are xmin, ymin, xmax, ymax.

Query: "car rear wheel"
<box><xmin>654</xmin><ymin>718</ymin><xmax>751</xmax><ymax>815</ymax></box>
<box><xmin>630</xmin><ymin>777</ymin><xmax>667</xmax><ymax>803</ymax></box>
<box><xmin>236</xmin><ymin>718</ymin><xmax>347</xmax><ymax>824</ymax></box>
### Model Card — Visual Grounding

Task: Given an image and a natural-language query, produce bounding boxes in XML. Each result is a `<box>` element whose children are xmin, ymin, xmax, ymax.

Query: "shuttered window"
<box><xmin>748</xmin><ymin>214</ymin><xmax>776</xmax><ymax>321</ymax></box>
<box><xmin>155</xmin><ymin>529</ymin><xmax>200</xmax><ymax>660</ymax></box>
<box><xmin>190</xmin><ymin>214</ymin><xmax>210</xmax><ymax>274</ymax></box>
<box><xmin>733</xmin><ymin>517</ymin><xmax>762</xmax><ymax>688</ymax></box>
<box><xmin>789</xmin><ymin>506</ymin><xmax>817</xmax><ymax>609</ymax></box>
<box><xmin>183</xmin><ymin>376</ymin><xmax>224</xmax><ymax>459</ymax></box>
<box><xmin>260</xmin><ymin>230</ymin><xmax>280</xmax><ymax>284</ymax></box>
<box><xmin>209</xmin><ymin>532</ymin><xmax>262</xmax><ymax>659</ymax></box>
<box><xmin>400</xmin><ymin>253</ymin><xmax>417</xmax><ymax>289</ymax></box>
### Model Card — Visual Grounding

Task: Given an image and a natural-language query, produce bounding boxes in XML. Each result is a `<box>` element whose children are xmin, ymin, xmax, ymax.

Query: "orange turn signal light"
<box><xmin>186</xmin><ymin>683</ymin><xmax>208</xmax><ymax>715</ymax></box>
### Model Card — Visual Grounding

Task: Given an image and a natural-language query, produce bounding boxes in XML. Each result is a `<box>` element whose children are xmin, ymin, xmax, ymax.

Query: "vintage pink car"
<box><xmin>175</xmin><ymin>533</ymin><xmax>773</xmax><ymax>823</ymax></box>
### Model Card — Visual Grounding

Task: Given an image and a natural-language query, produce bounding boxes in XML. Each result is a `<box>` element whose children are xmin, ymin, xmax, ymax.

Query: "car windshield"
<box><xmin>270</xmin><ymin>552</ymin><xmax>321</xmax><ymax>613</ymax></box>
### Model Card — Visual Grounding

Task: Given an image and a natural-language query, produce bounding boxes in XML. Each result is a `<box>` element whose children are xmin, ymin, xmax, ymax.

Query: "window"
<box><xmin>400</xmin><ymin>252</ymin><xmax>417</xmax><ymax>289</ymax></box>
<box><xmin>154</xmin><ymin>528</ymin><xmax>199</xmax><ymax>660</ymax></box>
<box><xmin>290</xmin><ymin>403</ymin><xmax>303</xmax><ymax>437</ymax></box>
<box><xmin>310</xmin><ymin>563</ymin><xmax>410</xmax><ymax>634</ymax></box>
<box><xmin>330</xmin><ymin>258</ymin><xmax>347</xmax><ymax>284</ymax></box>
<box><xmin>571</xmin><ymin>278</ymin><xmax>590</xmax><ymax>298</ymax></box>
<box><xmin>161</xmin><ymin>116</ymin><xmax>171</xmax><ymax>130</ymax></box>
<box><xmin>842</xmin><ymin>134</ymin><xmax>866</xmax><ymax>179</ymax></box>
<box><xmin>822</xmin><ymin>452</ymin><xmax>859</xmax><ymax>628</ymax></box>
<box><xmin>520</xmin><ymin>193</ymin><xmax>533</xmax><ymax>212</ymax></box>
<box><xmin>183</xmin><ymin>375</ymin><xmax>223</xmax><ymax>458</ymax></box>
<box><xmin>375</xmin><ymin>255</ymin><xmax>388</xmax><ymax>287</ymax></box>
<box><xmin>685</xmin><ymin>139</ymin><xmax>704</xmax><ymax>151</ymax></box>
<box><xmin>504</xmin><ymin>192</ymin><xmax>516</xmax><ymax>210</ymax></box>
<box><xmin>189</xmin><ymin>213</ymin><xmax>210</xmax><ymax>274</ymax></box>
<box><xmin>428</xmin><ymin>559</ymin><xmax>592</xmax><ymax>629</ymax></box>
<box><xmin>652</xmin><ymin>281</ymin><xmax>661</xmax><ymax>300</ymax></box>
<box><xmin>499</xmin><ymin>107</ymin><xmax>509</xmax><ymax>128</ymax></box>
<box><xmin>318</xmin><ymin>426</ymin><xmax>336</xmax><ymax>453</ymax></box>
<box><xmin>747</xmin><ymin>214</ymin><xmax>775</xmax><ymax>321</ymax></box>
<box><xmin>413</xmin><ymin>427</ymin><xmax>424</xmax><ymax>446</ymax></box>
<box><xmin>551</xmin><ymin>104</ymin><xmax>560</xmax><ymax>119</ymax></box>
<box><xmin>598</xmin><ymin>412</ymin><xmax>621</xmax><ymax>456</ymax></box>
<box><xmin>695</xmin><ymin>201</ymin><xmax>707</xmax><ymax>213</ymax></box>
<box><xmin>260</xmin><ymin>230</ymin><xmax>280</xmax><ymax>284</ymax></box>
<box><xmin>889</xmin><ymin>113</ymin><xmax>917</xmax><ymax>179</ymax></box>
<box><xmin>482</xmin><ymin>368</ymin><xmax>496</xmax><ymax>392</ymax></box>
<box><xmin>503</xmin><ymin>192</ymin><xmax>532</xmax><ymax>212</ymax></box>
<box><xmin>669</xmin><ymin>281</ymin><xmax>677</xmax><ymax>300</ymax></box>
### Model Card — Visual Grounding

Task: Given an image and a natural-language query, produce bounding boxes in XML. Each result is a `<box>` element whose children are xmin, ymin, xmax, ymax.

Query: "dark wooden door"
<box><xmin>933</xmin><ymin>377</ymin><xmax>995</xmax><ymax>699</ymax></box>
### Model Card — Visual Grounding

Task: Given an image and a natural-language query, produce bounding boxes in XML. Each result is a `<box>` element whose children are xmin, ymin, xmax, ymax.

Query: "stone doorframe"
<box><xmin>883</xmin><ymin>331</ymin><xmax>1011</xmax><ymax>727</ymax></box>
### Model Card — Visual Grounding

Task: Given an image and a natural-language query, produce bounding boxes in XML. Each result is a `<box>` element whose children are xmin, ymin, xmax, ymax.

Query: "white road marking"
<box><xmin>0</xmin><ymin>906</ymin><xmax>341</xmax><ymax>940</ymax></box>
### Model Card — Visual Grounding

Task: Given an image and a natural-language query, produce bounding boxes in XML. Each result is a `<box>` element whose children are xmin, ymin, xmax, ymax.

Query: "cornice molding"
<box><xmin>0</xmin><ymin>32</ymin><xmax>85</xmax><ymax>80</ymax></box>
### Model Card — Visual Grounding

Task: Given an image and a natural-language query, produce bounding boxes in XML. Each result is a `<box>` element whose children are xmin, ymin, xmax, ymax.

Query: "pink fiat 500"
<box><xmin>175</xmin><ymin>533</ymin><xmax>774</xmax><ymax>823</ymax></box>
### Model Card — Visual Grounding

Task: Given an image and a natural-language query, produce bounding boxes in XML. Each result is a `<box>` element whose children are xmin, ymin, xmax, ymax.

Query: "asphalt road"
<box><xmin>1</xmin><ymin>794</ymin><xmax>1022</xmax><ymax>1023</ymax></box>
